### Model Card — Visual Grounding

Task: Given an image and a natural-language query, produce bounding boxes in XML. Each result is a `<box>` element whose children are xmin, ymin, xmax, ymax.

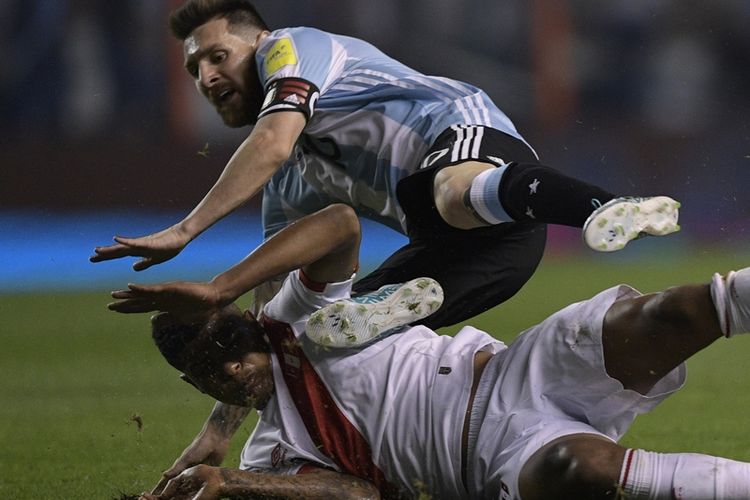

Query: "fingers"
<box><xmin>113</xmin><ymin>235</ymin><xmax>143</xmax><ymax>246</ymax></box>
<box><xmin>159</xmin><ymin>477</ymin><xmax>187</xmax><ymax>499</ymax></box>
<box><xmin>108</xmin><ymin>284</ymin><xmax>160</xmax><ymax>313</ymax></box>
<box><xmin>134</xmin><ymin>257</ymin><xmax>156</xmax><ymax>272</ymax></box>
<box><xmin>89</xmin><ymin>243</ymin><xmax>133</xmax><ymax>262</ymax></box>
<box><xmin>90</xmin><ymin>235</ymin><xmax>151</xmax><ymax>263</ymax></box>
<box><xmin>110</xmin><ymin>283</ymin><xmax>164</xmax><ymax>298</ymax></box>
<box><xmin>108</xmin><ymin>299</ymin><xmax>158</xmax><ymax>313</ymax></box>
<box><xmin>151</xmin><ymin>474</ymin><xmax>171</xmax><ymax>495</ymax></box>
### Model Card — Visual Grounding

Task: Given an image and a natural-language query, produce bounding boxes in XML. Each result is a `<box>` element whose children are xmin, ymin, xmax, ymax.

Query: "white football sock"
<box><xmin>710</xmin><ymin>268</ymin><xmax>750</xmax><ymax>337</ymax></box>
<box><xmin>467</xmin><ymin>165</ymin><xmax>512</xmax><ymax>224</ymax></box>
<box><xmin>619</xmin><ymin>449</ymin><xmax>750</xmax><ymax>499</ymax></box>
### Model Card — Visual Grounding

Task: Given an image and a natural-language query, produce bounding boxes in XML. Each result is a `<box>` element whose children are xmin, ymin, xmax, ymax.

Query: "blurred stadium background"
<box><xmin>2</xmin><ymin>1</ymin><xmax>750</xmax><ymax>498</ymax></box>
<box><xmin>3</xmin><ymin>0</ymin><xmax>750</xmax><ymax>290</ymax></box>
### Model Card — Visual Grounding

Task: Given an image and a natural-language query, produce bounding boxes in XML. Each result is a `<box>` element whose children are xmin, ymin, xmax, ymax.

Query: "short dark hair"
<box><xmin>151</xmin><ymin>311</ymin><xmax>268</xmax><ymax>382</ymax></box>
<box><xmin>169</xmin><ymin>0</ymin><xmax>270</xmax><ymax>40</ymax></box>
<box><xmin>151</xmin><ymin>313</ymin><xmax>202</xmax><ymax>372</ymax></box>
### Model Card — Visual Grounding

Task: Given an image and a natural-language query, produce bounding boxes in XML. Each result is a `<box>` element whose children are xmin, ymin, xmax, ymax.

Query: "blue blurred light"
<box><xmin>0</xmin><ymin>211</ymin><xmax>407</xmax><ymax>292</ymax></box>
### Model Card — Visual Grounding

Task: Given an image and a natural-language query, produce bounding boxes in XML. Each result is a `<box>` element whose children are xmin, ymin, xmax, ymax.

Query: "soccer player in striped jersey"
<box><xmin>92</xmin><ymin>0</ymin><xmax>680</xmax><ymax>329</ymax></box>
<box><xmin>113</xmin><ymin>204</ymin><xmax>750</xmax><ymax>500</ymax></box>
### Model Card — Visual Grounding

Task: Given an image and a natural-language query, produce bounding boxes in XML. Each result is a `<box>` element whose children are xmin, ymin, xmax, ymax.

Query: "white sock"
<box><xmin>710</xmin><ymin>268</ymin><xmax>750</xmax><ymax>337</ymax></box>
<box><xmin>619</xmin><ymin>449</ymin><xmax>750</xmax><ymax>499</ymax></box>
<box><xmin>467</xmin><ymin>165</ymin><xmax>512</xmax><ymax>224</ymax></box>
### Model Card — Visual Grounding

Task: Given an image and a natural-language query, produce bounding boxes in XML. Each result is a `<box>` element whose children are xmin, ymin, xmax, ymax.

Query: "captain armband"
<box><xmin>258</xmin><ymin>77</ymin><xmax>320</xmax><ymax>121</ymax></box>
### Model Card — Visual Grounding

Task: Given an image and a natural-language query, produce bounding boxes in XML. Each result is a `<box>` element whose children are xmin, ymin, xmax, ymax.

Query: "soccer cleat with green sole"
<box><xmin>583</xmin><ymin>196</ymin><xmax>681</xmax><ymax>252</ymax></box>
<box><xmin>305</xmin><ymin>278</ymin><xmax>444</xmax><ymax>348</ymax></box>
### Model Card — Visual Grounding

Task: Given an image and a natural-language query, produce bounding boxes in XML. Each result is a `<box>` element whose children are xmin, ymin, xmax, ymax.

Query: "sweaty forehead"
<box><xmin>182</xmin><ymin>18</ymin><xmax>229</xmax><ymax>60</ymax></box>
<box><xmin>184</xmin><ymin>35</ymin><xmax>200</xmax><ymax>57</ymax></box>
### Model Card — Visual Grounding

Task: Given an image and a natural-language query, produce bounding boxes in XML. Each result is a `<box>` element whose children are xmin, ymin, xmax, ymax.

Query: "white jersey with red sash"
<box><xmin>239</xmin><ymin>270</ymin><xmax>505</xmax><ymax>499</ymax></box>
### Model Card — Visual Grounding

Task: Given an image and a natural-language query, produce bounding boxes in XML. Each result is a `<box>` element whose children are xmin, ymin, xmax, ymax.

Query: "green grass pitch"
<box><xmin>2</xmin><ymin>251</ymin><xmax>750</xmax><ymax>498</ymax></box>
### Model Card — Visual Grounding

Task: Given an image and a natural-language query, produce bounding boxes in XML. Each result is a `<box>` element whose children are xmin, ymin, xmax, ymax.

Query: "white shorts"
<box><xmin>465</xmin><ymin>285</ymin><xmax>687</xmax><ymax>500</ymax></box>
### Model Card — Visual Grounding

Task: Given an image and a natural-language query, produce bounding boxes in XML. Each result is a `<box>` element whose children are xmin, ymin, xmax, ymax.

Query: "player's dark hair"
<box><xmin>169</xmin><ymin>0</ymin><xmax>269</xmax><ymax>40</ymax></box>
<box><xmin>151</xmin><ymin>311</ymin><xmax>269</xmax><ymax>382</ymax></box>
<box><xmin>151</xmin><ymin>313</ymin><xmax>202</xmax><ymax>372</ymax></box>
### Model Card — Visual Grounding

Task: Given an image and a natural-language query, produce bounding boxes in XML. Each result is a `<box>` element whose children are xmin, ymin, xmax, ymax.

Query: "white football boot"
<box><xmin>583</xmin><ymin>196</ymin><xmax>681</xmax><ymax>252</ymax></box>
<box><xmin>306</xmin><ymin>278</ymin><xmax>444</xmax><ymax>348</ymax></box>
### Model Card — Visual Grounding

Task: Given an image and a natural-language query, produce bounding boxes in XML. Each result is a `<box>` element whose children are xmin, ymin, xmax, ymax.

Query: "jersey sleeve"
<box><xmin>262</xmin><ymin>158</ymin><xmax>338</xmax><ymax>240</ymax></box>
<box><xmin>255</xmin><ymin>27</ymin><xmax>345</xmax><ymax>121</ymax></box>
<box><xmin>262</xmin><ymin>270</ymin><xmax>354</xmax><ymax>329</ymax></box>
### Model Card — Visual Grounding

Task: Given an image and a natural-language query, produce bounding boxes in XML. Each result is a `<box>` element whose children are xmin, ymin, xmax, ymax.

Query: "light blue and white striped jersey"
<box><xmin>254</xmin><ymin>27</ymin><xmax>530</xmax><ymax>237</ymax></box>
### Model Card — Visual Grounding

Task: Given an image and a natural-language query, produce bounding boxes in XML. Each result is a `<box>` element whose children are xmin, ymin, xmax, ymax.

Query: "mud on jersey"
<box><xmin>239</xmin><ymin>270</ymin><xmax>505</xmax><ymax>499</ymax></box>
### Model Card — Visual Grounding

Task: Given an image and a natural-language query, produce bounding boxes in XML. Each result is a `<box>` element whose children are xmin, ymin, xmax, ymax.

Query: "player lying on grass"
<box><xmin>93</xmin><ymin>0</ymin><xmax>681</xmax><ymax>331</ymax></box>
<box><xmin>110</xmin><ymin>203</ymin><xmax>750</xmax><ymax>499</ymax></box>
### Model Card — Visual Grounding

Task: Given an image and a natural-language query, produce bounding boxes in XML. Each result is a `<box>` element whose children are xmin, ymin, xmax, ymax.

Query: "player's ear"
<box><xmin>179</xmin><ymin>373</ymin><xmax>206</xmax><ymax>394</ymax></box>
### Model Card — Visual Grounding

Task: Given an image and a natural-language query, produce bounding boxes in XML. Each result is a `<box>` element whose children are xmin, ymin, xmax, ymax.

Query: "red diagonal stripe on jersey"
<box><xmin>262</xmin><ymin>316</ymin><xmax>400</xmax><ymax>497</ymax></box>
<box><xmin>279</xmin><ymin>80</ymin><xmax>311</xmax><ymax>92</ymax></box>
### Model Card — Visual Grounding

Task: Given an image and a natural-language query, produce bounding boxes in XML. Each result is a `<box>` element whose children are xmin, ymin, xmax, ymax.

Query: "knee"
<box><xmin>644</xmin><ymin>285</ymin><xmax>704</xmax><ymax>329</ymax></box>
<box><xmin>519</xmin><ymin>439</ymin><xmax>624</xmax><ymax>499</ymax></box>
<box><xmin>434</xmin><ymin>164</ymin><xmax>502</xmax><ymax>229</ymax></box>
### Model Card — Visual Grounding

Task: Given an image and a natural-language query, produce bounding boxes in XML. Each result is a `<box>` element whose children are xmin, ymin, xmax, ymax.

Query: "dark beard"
<box><xmin>242</xmin><ymin>59</ymin><xmax>264</xmax><ymax>125</ymax></box>
<box><xmin>222</xmin><ymin>100</ymin><xmax>255</xmax><ymax>128</ymax></box>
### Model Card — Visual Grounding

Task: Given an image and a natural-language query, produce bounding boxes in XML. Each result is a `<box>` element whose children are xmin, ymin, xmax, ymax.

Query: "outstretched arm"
<box><xmin>150</xmin><ymin>402</ymin><xmax>252</xmax><ymax>495</ymax></box>
<box><xmin>108</xmin><ymin>203</ymin><xmax>361</xmax><ymax>316</ymax></box>
<box><xmin>91</xmin><ymin>112</ymin><xmax>306</xmax><ymax>271</ymax></box>
<box><xmin>142</xmin><ymin>464</ymin><xmax>380</xmax><ymax>500</ymax></box>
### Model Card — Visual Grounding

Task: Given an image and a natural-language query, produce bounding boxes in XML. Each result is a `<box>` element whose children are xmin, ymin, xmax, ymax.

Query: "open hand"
<box><xmin>140</xmin><ymin>465</ymin><xmax>223</xmax><ymax>500</ymax></box>
<box><xmin>90</xmin><ymin>225</ymin><xmax>191</xmax><ymax>271</ymax></box>
<box><xmin>109</xmin><ymin>281</ymin><xmax>222</xmax><ymax>317</ymax></box>
<box><xmin>149</xmin><ymin>427</ymin><xmax>230</xmax><ymax>497</ymax></box>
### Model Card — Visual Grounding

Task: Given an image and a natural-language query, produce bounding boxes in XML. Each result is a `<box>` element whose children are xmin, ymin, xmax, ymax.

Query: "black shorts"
<box><xmin>398</xmin><ymin>125</ymin><xmax>540</xmax><ymax>237</ymax></box>
<box><xmin>353</xmin><ymin>126</ymin><xmax>547</xmax><ymax>329</ymax></box>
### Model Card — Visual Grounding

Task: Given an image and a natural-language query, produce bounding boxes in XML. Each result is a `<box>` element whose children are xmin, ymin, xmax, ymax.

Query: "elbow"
<box><xmin>325</xmin><ymin>203</ymin><xmax>361</xmax><ymax>242</ymax></box>
<box><xmin>251</xmin><ymin>126</ymin><xmax>296</xmax><ymax>166</ymax></box>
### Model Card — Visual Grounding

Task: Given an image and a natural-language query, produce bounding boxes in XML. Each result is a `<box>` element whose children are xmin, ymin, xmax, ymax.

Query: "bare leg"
<box><xmin>433</xmin><ymin>161</ymin><xmax>495</xmax><ymax>229</ymax></box>
<box><xmin>602</xmin><ymin>284</ymin><xmax>722</xmax><ymax>395</ymax></box>
<box><xmin>519</xmin><ymin>434</ymin><xmax>626</xmax><ymax>500</ymax></box>
<box><xmin>520</xmin><ymin>278</ymin><xmax>750</xmax><ymax>499</ymax></box>
<box><xmin>520</xmin><ymin>434</ymin><xmax>750</xmax><ymax>499</ymax></box>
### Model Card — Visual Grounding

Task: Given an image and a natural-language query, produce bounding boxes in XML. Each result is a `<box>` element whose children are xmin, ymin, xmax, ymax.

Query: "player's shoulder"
<box><xmin>258</xmin><ymin>27</ymin><xmax>342</xmax><ymax>82</ymax></box>
<box><xmin>262</xmin><ymin>27</ymin><xmax>334</xmax><ymax>51</ymax></box>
